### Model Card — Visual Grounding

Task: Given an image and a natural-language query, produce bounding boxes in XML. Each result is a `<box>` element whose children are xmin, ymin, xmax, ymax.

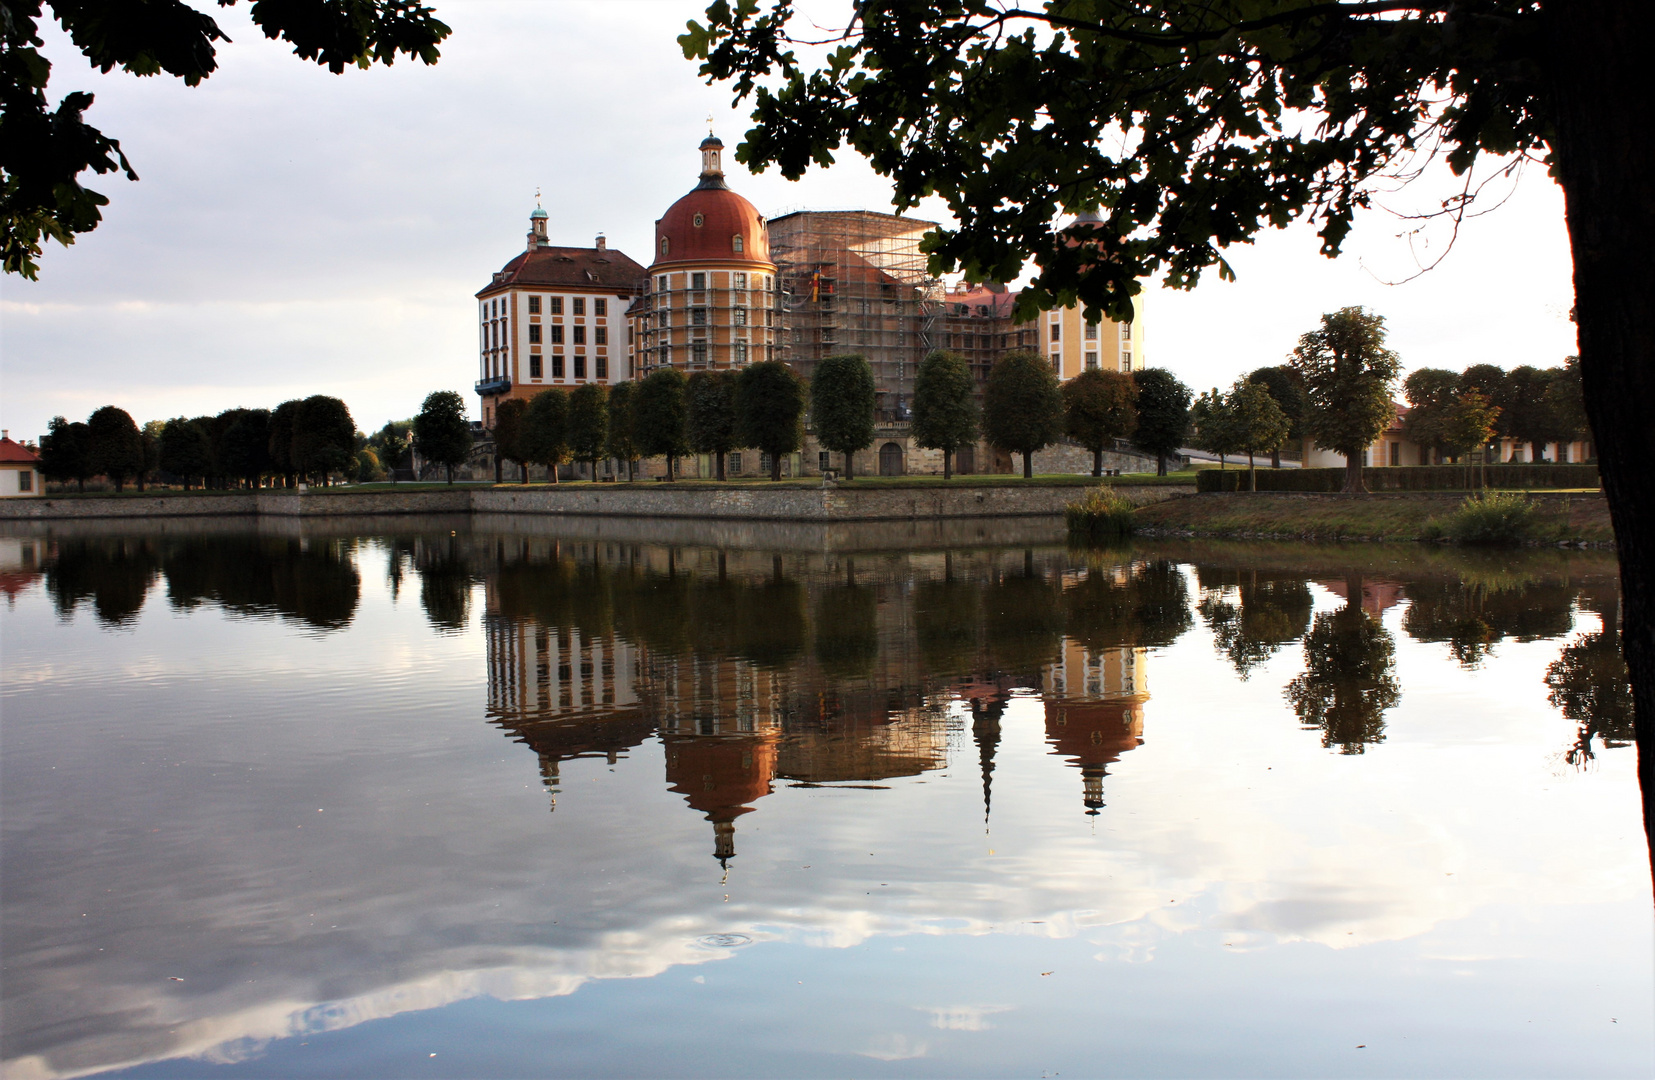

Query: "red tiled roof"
<box><xmin>478</xmin><ymin>246</ymin><xmax>646</xmax><ymax>297</ymax></box>
<box><xmin>0</xmin><ymin>437</ymin><xmax>40</xmax><ymax>464</ymax></box>
<box><xmin>653</xmin><ymin>181</ymin><xmax>772</xmax><ymax>269</ymax></box>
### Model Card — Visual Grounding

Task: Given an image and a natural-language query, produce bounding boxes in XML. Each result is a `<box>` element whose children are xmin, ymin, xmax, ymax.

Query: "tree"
<box><xmin>137</xmin><ymin>420</ymin><xmax>162</xmax><ymax>490</ymax></box>
<box><xmin>1544</xmin><ymin>356</ymin><xmax>1591</xmax><ymax>460</ymax></box>
<box><xmin>1291</xmin><ymin>307</ymin><xmax>1400</xmax><ymax>493</ymax></box>
<box><xmin>1190</xmin><ymin>388</ymin><xmax>1242</xmax><ymax>469</ymax></box>
<box><xmin>1245</xmin><ymin>366</ymin><xmax>1305</xmax><ymax>468</ymax></box>
<box><xmin>39</xmin><ymin>415</ymin><xmax>92</xmax><ymax>491</ymax></box>
<box><xmin>1401</xmin><ymin>368</ymin><xmax>1463</xmax><ymax>465</ymax></box>
<box><xmin>686</xmin><ymin>370</ymin><xmax>739</xmax><ymax>480</ymax></box>
<box><xmin>3</xmin><ymin>2</ymin><xmax>450</xmax><ymax>280</ymax></box>
<box><xmin>567</xmin><ymin>383</ymin><xmax>609</xmax><ymax>478</ymax></box>
<box><xmin>267</xmin><ymin>400</ymin><xmax>302</xmax><ymax>488</ymax></box>
<box><xmin>85</xmin><ymin>405</ymin><xmax>142</xmax><ymax>491</ymax></box>
<box><xmin>1226</xmin><ymin>379</ymin><xmax>1291</xmax><ymax>485</ymax></box>
<box><xmin>158</xmin><ymin>417</ymin><xmax>213</xmax><ymax>489</ymax></box>
<box><xmin>910</xmin><ymin>350</ymin><xmax>979</xmax><ymax>480</ymax></box>
<box><xmin>1457</xmin><ymin>364</ymin><xmax>1510</xmax><ymax>455</ymax></box>
<box><xmin>492</xmin><ymin>398</ymin><xmax>529</xmax><ymax>483</ymax></box>
<box><xmin>1063</xmin><ymin>368</ymin><xmax>1137</xmax><ymax>477</ymax></box>
<box><xmin>413</xmin><ymin>391</ymin><xmax>470</xmax><ymax>484</ymax></box>
<box><xmin>736</xmin><ymin>360</ymin><xmax>805</xmax><ymax>481</ymax></box>
<box><xmin>292</xmin><ymin>395</ymin><xmax>357</xmax><ymax>484</ymax></box>
<box><xmin>522</xmin><ymin>389</ymin><xmax>570</xmax><ymax>482</ymax></box>
<box><xmin>1440</xmin><ymin>390</ymin><xmax>1502</xmax><ymax>489</ymax></box>
<box><xmin>1129</xmin><ymin>368</ymin><xmax>1191</xmax><ymax>476</ymax></box>
<box><xmin>1504</xmin><ymin>365</ymin><xmax>1572</xmax><ymax>462</ymax></box>
<box><xmin>1285</xmin><ymin>586</ymin><xmax>1401</xmax><ymax>754</ymax></box>
<box><xmin>809</xmin><ymin>354</ymin><xmax>876</xmax><ymax>478</ymax></box>
<box><xmin>983</xmin><ymin>351</ymin><xmax>1063</xmax><ymax>478</ymax></box>
<box><xmin>371</xmin><ymin>420</ymin><xmax>412</xmax><ymax>482</ymax></box>
<box><xmin>605</xmin><ymin>380</ymin><xmax>640</xmax><ymax>480</ymax></box>
<box><xmin>635</xmin><ymin>368</ymin><xmax>689</xmax><ymax>479</ymax></box>
<box><xmin>218</xmin><ymin>408</ymin><xmax>271</xmax><ymax>488</ymax></box>
<box><xmin>683</xmin><ymin>0</ymin><xmax>1655</xmax><ymax>877</ymax></box>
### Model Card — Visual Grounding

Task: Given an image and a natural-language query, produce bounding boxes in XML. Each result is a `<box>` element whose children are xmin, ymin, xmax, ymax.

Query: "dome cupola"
<box><xmin>652</xmin><ymin>133</ymin><xmax>771</xmax><ymax>269</ymax></box>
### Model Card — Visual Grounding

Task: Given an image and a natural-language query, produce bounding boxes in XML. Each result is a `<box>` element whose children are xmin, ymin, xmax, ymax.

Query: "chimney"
<box><xmin>595</xmin><ymin>233</ymin><xmax>606</xmax><ymax>251</ymax></box>
<box><xmin>1</xmin><ymin>430</ymin><xmax>8</xmax><ymax>440</ymax></box>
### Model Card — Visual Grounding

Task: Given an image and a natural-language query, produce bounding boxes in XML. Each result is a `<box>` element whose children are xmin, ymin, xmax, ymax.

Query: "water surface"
<box><xmin>1</xmin><ymin>519</ymin><xmax>1649</xmax><ymax>1078</ymax></box>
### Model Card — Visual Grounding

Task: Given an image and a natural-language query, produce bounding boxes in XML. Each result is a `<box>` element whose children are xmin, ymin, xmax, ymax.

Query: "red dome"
<box><xmin>652</xmin><ymin>183</ymin><xmax>772</xmax><ymax>268</ymax></box>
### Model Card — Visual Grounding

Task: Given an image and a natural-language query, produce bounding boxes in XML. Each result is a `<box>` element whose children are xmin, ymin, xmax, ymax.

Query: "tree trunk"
<box><xmin>1156</xmin><ymin>453</ymin><xmax>1167</xmax><ymax>477</ymax></box>
<box><xmin>717</xmin><ymin>451</ymin><xmax>726</xmax><ymax>481</ymax></box>
<box><xmin>1547</xmin><ymin>0</ymin><xmax>1655</xmax><ymax>887</ymax></box>
<box><xmin>771</xmin><ymin>453</ymin><xmax>782</xmax><ymax>482</ymax></box>
<box><xmin>845</xmin><ymin>450</ymin><xmax>855</xmax><ymax>480</ymax></box>
<box><xmin>943</xmin><ymin>448</ymin><xmax>952</xmax><ymax>480</ymax></box>
<box><xmin>1092</xmin><ymin>446</ymin><xmax>1102</xmax><ymax>477</ymax></box>
<box><xmin>1271</xmin><ymin>447</ymin><xmax>1281</xmax><ymax>469</ymax></box>
<box><xmin>521</xmin><ymin>462</ymin><xmax>528</xmax><ymax>483</ymax></box>
<box><xmin>1342</xmin><ymin>452</ymin><xmax>1366</xmax><ymax>494</ymax></box>
<box><xmin>1531</xmin><ymin>439</ymin><xmax>1546</xmax><ymax>463</ymax></box>
<box><xmin>446</xmin><ymin>464</ymin><xmax>453</xmax><ymax>484</ymax></box>
<box><xmin>1247</xmin><ymin>450</ymin><xmax>1256</xmax><ymax>491</ymax></box>
<box><xmin>494</xmin><ymin>456</ymin><xmax>502</xmax><ymax>483</ymax></box>
<box><xmin>1022</xmin><ymin>451</ymin><xmax>1033</xmax><ymax>479</ymax></box>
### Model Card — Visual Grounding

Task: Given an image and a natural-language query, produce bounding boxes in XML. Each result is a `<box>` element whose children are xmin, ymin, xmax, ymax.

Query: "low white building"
<box><xmin>0</xmin><ymin>433</ymin><xmax>42</xmax><ymax>497</ymax></box>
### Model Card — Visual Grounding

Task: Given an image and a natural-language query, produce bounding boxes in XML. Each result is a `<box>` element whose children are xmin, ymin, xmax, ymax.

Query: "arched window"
<box><xmin>732</xmin><ymin>234</ymin><xmax>744</xmax><ymax>252</ymax></box>
<box><xmin>660</xmin><ymin>237</ymin><xmax>669</xmax><ymax>255</ymax></box>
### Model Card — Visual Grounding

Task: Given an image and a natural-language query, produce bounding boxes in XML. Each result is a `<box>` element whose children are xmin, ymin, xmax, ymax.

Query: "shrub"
<box><xmin>1065</xmin><ymin>485</ymin><xmax>1136</xmax><ymax>540</ymax></box>
<box><xmin>1446</xmin><ymin>491</ymin><xmax>1539</xmax><ymax>545</ymax></box>
<box><xmin>1197</xmin><ymin>463</ymin><xmax>1598</xmax><ymax>493</ymax></box>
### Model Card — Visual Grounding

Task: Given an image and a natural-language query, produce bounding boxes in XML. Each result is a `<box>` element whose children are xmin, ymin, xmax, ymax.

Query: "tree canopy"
<box><xmin>493</xmin><ymin>398</ymin><xmax>529</xmax><ymax>482</ymax></box>
<box><xmin>635</xmin><ymin>368</ymin><xmax>689</xmax><ymax>478</ymax></box>
<box><xmin>686</xmin><ymin>370</ymin><xmax>739</xmax><ymax>479</ymax></box>
<box><xmin>86</xmin><ymin>405</ymin><xmax>142</xmax><ymax>490</ymax></box>
<box><xmin>605</xmin><ymin>380</ymin><xmax>640</xmax><ymax>479</ymax></box>
<box><xmin>1291</xmin><ymin>307</ymin><xmax>1400</xmax><ymax>492</ymax></box>
<box><xmin>983</xmin><ymin>350</ymin><xmax>1064</xmax><ymax>478</ymax></box>
<box><xmin>412</xmin><ymin>390</ymin><xmax>470</xmax><ymax>483</ymax></box>
<box><xmin>3</xmin><ymin>0</ymin><xmax>452</xmax><ymax>279</ymax></box>
<box><xmin>1062</xmin><ymin>368</ymin><xmax>1137</xmax><ymax>477</ymax></box>
<box><xmin>735</xmin><ymin>360</ymin><xmax>805</xmax><ymax>481</ymax></box>
<box><xmin>910</xmin><ymin>350</ymin><xmax>978</xmax><ymax>480</ymax></box>
<box><xmin>522</xmin><ymin>388</ymin><xmax>570</xmax><ymax>481</ymax></box>
<box><xmin>1128</xmin><ymin>368</ymin><xmax>1191</xmax><ymax>475</ymax></box>
<box><xmin>567</xmin><ymin>383</ymin><xmax>609</xmax><ymax>473</ymax></box>
<box><xmin>810</xmin><ymin>354</ymin><xmax>876</xmax><ymax>477</ymax></box>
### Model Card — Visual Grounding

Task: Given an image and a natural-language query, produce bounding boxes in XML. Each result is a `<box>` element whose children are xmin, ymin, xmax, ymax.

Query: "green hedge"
<box><xmin>1197</xmin><ymin>463</ymin><xmax>1600</xmax><ymax>493</ymax></box>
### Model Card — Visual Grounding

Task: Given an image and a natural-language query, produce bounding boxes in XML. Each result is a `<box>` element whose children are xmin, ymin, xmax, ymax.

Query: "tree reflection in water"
<box><xmin>1196</xmin><ymin>567</ymin><xmax>1315</xmax><ymax>678</ymax></box>
<box><xmin>1547</xmin><ymin>590</ymin><xmax>1634</xmax><ymax>767</ymax></box>
<box><xmin>1402</xmin><ymin>572</ymin><xmax>1575</xmax><ymax>667</ymax></box>
<box><xmin>1285</xmin><ymin>580</ymin><xmax>1402</xmax><ymax>754</ymax></box>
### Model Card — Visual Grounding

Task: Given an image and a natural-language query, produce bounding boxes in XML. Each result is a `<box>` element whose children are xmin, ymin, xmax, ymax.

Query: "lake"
<box><xmin>1</xmin><ymin>517</ymin><xmax>1649</xmax><ymax>1078</ymax></box>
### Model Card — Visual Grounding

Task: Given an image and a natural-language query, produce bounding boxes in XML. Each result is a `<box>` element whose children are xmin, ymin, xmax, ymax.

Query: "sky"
<box><xmin>0</xmin><ymin>1</ymin><xmax>1580</xmax><ymax>443</ymax></box>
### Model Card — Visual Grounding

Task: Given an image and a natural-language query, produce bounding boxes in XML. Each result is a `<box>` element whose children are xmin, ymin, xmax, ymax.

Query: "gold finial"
<box><xmin>534</xmin><ymin>186</ymin><xmax>542</xmax><ymax>208</ymax></box>
<box><xmin>707</xmin><ymin>114</ymin><xmax>715</xmax><ymax>136</ymax></box>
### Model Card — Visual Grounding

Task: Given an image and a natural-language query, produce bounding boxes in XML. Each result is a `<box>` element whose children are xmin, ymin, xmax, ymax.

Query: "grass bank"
<box><xmin>1131</xmin><ymin>491</ymin><xmax>1615</xmax><ymax>545</ymax></box>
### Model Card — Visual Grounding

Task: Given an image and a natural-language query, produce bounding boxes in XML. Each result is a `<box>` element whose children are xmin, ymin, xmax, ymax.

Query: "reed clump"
<box><xmin>1066</xmin><ymin>485</ymin><xmax>1136</xmax><ymax>539</ymax></box>
<box><xmin>1445</xmin><ymin>491</ymin><xmax>1540</xmax><ymax>545</ymax></box>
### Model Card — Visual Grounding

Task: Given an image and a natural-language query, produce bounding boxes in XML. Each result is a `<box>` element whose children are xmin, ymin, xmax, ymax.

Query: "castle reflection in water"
<box><xmin>479</xmin><ymin>540</ymin><xmax>1152</xmax><ymax>862</ymax></box>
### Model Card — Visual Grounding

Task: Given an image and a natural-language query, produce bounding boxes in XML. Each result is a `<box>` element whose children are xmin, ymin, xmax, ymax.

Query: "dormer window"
<box><xmin>732</xmin><ymin>234</ymin><xmax>744</xmax><ymax>252</ymax></box>
<box><xmin>692</xmin><ymin>213</ymin><xmax>705</xmax><ymax>228</ymax></box>
<box><xmin>660</xmin><ymin>237</ymin><xmax>669</xmax><ymax>255</ymax></box>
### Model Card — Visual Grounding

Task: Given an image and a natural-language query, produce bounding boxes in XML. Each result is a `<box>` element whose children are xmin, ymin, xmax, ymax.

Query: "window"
<box><xmin>529</xmin><ymin>324</ymin><xmax>542</xmax><ymax>344</ymax></box>
<box><xmin>660</xmin><ymin>237</ymin><xmax>669</xmax><ymax>255</ymax></box>
<box><xmin>1389</xmin><ymin>442</ymin><xmax>1401</xmax><ymax>467</ymax></box>
<box><xmin>1050</xmin><ymin>322</ymin><xmax>1061</xmax><ymax>341</ymax></box>
<box><xmin>530</xmin><ymin>355</ymin><xmax>542</xmax><ymax>378</ymax></box>
<box><xmin>691</xmin><ymin>307</ymin><xmax>707</xmax><ymax>326</ymax></box>
<box><xmin>1085</xmin><ymin>351</ymin><xmax>1098</xmax><ymax>370</ymax></box>
<box><xmin>596</xmin><ymin>356</ymin><xmax>608</xmax><ymax>379</ymax></box>
<box><xmin>733</xmin><ymin>307</ymin><xmax>747</xmax><ymax>325</ymax></box>
<box><xmin>729</xmin><ymin>452</ymin><xmax>742</xmax><ymax>474</ymax></box>
<box><xmin>1051</xmin><ymin>353</ymin><xmax>1061</xmax><ymax>370</ymax></box>
<box><xmin>553</xmin><ymin>355</ymin><xmax>566</xmax><ymax>378</ymax></box>
<box><xmin>595</xmin><ymin>327</ymin><xmax>607</xmax><ymax>345</ymax></box>
<box><xmin>693</xmin><ymin>212</ymin><xmax>704</xmax><ymax>227</ymax></box>
<box><xmin>691</xmin><ymin>272</ymin><xmax>706</xmax><ymax>290</ymax></box>
<box><xmin>733</xmin><ymin>272</ymin><xmax>747</xmax><ymax>289</ymax></box>
<box><xmin>550</xmin><ymin>297</ymin><xmax>563</xmax><ymax>315</ymax></box>
<box><xmin>574</xmin><ymin>326</ymin><xmax>586</xmax><ymax>345</ymax></box>
<box><xmin>574</xmin><ymin>356</ymin><xmax>587</xmax><ymax>379</ymax></box>
<box><xmin>19</xmin><ymin>470</ymin><xmax>32</xmax><ymax>492</ymax></box>
<box><xmin>819</xmin><ymin>451</ymin><xmax>831</xmax><ymax>472</ymax></box>
<box><xmin>1121</xmin><ymin>351</ymin><xmax>1133</xmax><ymax>371</ymax></box>
<box><xmin>657</xmin><ymin>310</ymin><xmax>669</xmax><ymax>328</ymax></box>
<box><xmin>528</xmin><ymin>296</ymin><xmax>541</xmax><ymax>314</ymax></box>
<box><xmin>734</xmin><ymin>342</ymin><xmax>749</xmax><ymax>364</ymax></box>
<box><xmin>1084</xmin><ymin>321</ymin><xmax>1097</xmax><ymax>340</ymax></box>
<box><xmin>657</xmin><ymin>275</ymin><xmax>668</xmax><ymax>292</ymax></box>
<box><xmin>1121</xmin><ymin>322</ymin><xmax>1132</xmax><ymax>340</ymax></box>
<box><xmin>692</xmin><ymin>342</ymin><xmax>708</xmax><ymax>366</ymax></box>
<box><xmin>551</xmin><ymin>325</ymin><xmax>565</xmax><ymax>344</ymax></box>
<box><xmin>764</xmin><ymin>309</ymin><xmax>773</xmax><ymax>326</ymax></box>
<box><xmin>595</xmin><ymin>298</ymin><xmax>607</xmax><ymax>317</ymax></box>
<box><xmin>760</xmin><ymin>451</ymin><xmax>772</xmax><ymax>475</ymax></box>
<box><xmin>573</xmin><ymin>298</ymin><xmax>585</xmax><ymax>316</ymax></box>
<box><xmin>732</xmin><ymin>234</ymin><xmax>744</xmax><ymax>252</ymax></box>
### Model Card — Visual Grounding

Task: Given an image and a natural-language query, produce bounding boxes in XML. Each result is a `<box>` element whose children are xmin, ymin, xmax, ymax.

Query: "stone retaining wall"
<box><xmin>1</xmin><ymin>482</ymin><xmax>1194</xmax><ymax>523</ymax></box>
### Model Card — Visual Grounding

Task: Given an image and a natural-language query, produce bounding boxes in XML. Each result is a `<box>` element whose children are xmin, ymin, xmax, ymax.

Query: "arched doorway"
<box><xmin>954</xmin><ymin>445</ymin><xmax>975</xmax><ymax>475</ymax></box>
<box><xmin>879</xmin><ymin>442</ymin><xmax>905</xmax><ymax>476</ymax></box>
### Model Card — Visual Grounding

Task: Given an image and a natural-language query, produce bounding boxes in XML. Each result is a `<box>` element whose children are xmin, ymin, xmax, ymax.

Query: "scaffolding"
<box><xmin>768</xmin><ymin>210</ymin><xmax>944</xmax><ymax>420</ymax></box>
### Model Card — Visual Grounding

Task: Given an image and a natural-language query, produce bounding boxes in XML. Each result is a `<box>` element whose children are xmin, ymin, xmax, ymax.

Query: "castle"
<box><xmin>473</xmin><ymin>133</ymin><xmax>1146</xmax><ymax>478</ymax></box>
